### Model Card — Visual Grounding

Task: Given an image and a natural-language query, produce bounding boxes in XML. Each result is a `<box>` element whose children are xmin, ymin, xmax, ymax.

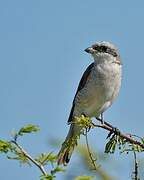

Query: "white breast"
<box><xmin>74</xmin><ymin>60</ymin><xmax>122</xmax><ymax>118</ymax></box>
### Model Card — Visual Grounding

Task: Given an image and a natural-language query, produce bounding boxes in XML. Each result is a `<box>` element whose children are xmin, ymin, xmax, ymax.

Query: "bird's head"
<box><xmin>85</xmin><ymin>41</ymin><xmax>120</xmax><ymax>63</ymax></box>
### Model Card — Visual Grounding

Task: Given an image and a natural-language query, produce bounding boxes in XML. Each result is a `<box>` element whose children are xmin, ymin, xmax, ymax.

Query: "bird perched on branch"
<box><xmin>57</xmin><ymin>41</ymin><xmax>122</xmax><ymax>165</ymax></box>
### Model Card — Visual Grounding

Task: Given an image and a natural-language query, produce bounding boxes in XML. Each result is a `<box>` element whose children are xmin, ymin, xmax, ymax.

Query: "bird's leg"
<box><xmin>95</xmin><ymin>113</ymin><xmax>104</xmax><ymax>125</ymax></box>
<box><xmin>95</xmin><ymin>115</ymin><xmax>120</xmax><ymax>135</ymax></box>
<box><xmin>100</xmin><ymin>113</ymin><xmax>104</xmax><ymax>124</ymax></box>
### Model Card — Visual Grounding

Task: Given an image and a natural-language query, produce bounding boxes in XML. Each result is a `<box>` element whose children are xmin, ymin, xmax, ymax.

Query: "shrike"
<box><xmin>57</xmin><ymin>41</ymin><xmax>122</xmax><ymax>165</ymax></box>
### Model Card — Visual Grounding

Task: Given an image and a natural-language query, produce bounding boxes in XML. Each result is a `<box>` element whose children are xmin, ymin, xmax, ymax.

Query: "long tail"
<box><xmin>57</xmin><ymin>123</ymin><xmax>81</xmax><ymax>165</ymax></box>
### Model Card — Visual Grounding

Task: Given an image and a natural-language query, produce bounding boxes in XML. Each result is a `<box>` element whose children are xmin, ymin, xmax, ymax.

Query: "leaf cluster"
<box><xmin>0</xmin><ymin>124</ymin><xmax>40</xmax><ymax>165</ymax></box>
<box><xmin>0</xmin><ymin>124</ymin><xmax>65</xmax><ymax>180</ymax></box>
<box><xmin>35</xmin><ymin>152</ymin><xmax>57</xmax><ymax>166</ymax></box>
<box><xmin>75</xmin><ymin>115</ymin><xmax>95</xmax><ymax>131</ymax></box>
<box><xmin>40</xmin><ymin>167</ymin><xmax>65</xmax><ymax>180</ymax></box>
<box><xmin>0</xmin><ymin>140</ymin><xmax>12</xmax><ymax>153</ymax></box>
<box><xmin>13</xmin><ymin>124</ymin><xmax>40</xmax><ymax>140</ymax></box>
<box><xmin>105</xmin><ymin>131</ymin><xmax>144</xmax><ymax>154</ymax></box>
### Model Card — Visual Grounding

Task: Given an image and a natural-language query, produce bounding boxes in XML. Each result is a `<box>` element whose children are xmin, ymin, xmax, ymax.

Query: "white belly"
<box><xmin>74</xmin><ymin>62</ymin><xmax>122</xmax><ymax>118</ymax></box>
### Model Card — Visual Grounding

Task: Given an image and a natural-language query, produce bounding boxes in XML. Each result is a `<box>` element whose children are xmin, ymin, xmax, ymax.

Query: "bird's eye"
<box><xmin>93</xmin><ymin>45</ymin><xmax>98</xmax><ymax>50</ymax></box>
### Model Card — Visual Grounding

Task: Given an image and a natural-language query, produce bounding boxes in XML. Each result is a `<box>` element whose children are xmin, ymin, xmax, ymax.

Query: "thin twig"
<box><xmin>132</xmin><ymin>151</ymin><xmax>139</xmax><ymax>180</ymax></box>
<box><xmin>85</xmin><ymin>129</ymin><xmax>98</xmax><ymax>170</ymax></box>
<box><xmin>11</xmin><ymin>141</ymin><xmax>47</xmax><ymax>176</ymax></box>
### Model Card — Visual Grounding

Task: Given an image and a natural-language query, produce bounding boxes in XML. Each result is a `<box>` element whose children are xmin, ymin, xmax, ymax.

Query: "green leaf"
<box><xmin>51</xmin><ymin>166</ymin><xmax>65</xmax><ymax>175</ymax></box>
<box><xmin>18</xmin><ymin>124</ymin><xmax>40</xmax><ymax>136</ymax></box>
<box><xmin>46</xmin><ymin>153</ymin><xmax>57</xmax><ymax>163</ymax></box>
<box><xmin>105</xmin><ymin>137</ymin><xmax>117</xmax><ymax>154</ymax></box>
<box><xmin>0</xmin><ymin>140</ymin><xmax>11</xmax><ymax>153</ymax></box>
<box><xmin>40</xmin><ymin>174</ymin><xmax>55</xmax><ymax>180</ymax></box>
<box><xmin>7</xmin><ymin>146</ymin><xmax>31</xmax><ymax>165</ymax></box>
<box><xmin>35</xmin><ymin>152</ymin><xmax>57</xmax><ymax>165</ymax></box>
<box><xmin>74</xmin><ymin>176</ymin><xmax>94</xmax><ymax>180</ymax></box>
<box><xmin>7</xmin><ymin>154</ymin><xmax>31</xmax><ymax>166</ymax></box>
<box><xmin>7</xmin><ymin>144</ymin><xmax>31</xmax><ymax>165</ymax></box>
<box><xmin>75</xmin><ymin>115</ymin><xmax>94</xmax><ymax>130</ymax></box>
<box><xmin>111</xmin><ymin>140</ymin><xmax>117</xmax><ymax>153</ymax></box>
<box><xmin>141</xmin><ymin>137</ymin><xmax>144</xmax><ymax>145</ymax></box>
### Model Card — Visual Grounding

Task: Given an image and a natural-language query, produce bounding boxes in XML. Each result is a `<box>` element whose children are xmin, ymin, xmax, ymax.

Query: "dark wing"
<box><xmin>68</xmin><ymin>62</ymin><xmax>94</xmax><ymax>123</ymax></box>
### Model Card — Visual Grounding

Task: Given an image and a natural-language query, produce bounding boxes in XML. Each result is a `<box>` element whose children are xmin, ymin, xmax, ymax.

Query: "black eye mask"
<box><xmin>92</xmin><ymin>45</ymin><xmax>118</xmax><ymax>57</ymax></box>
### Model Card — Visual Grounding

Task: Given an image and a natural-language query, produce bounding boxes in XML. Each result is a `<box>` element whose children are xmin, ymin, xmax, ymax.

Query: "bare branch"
<box><xmin>11</xmin><ymin>141</ymin><xmax>47</xmax><ymax>176</ymax></box>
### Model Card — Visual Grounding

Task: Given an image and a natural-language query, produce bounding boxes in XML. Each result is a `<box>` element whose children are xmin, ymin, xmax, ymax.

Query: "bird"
<box><xmin>57</xmin><ymin>41</ymin><xmax>122</xmax><ymax>165</ymax></box>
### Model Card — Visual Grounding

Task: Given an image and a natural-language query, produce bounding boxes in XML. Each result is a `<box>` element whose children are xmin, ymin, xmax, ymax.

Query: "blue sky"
<box><xmin>0</xmin><ymin>0</ymin><xmax>144</xmax><ymax>179</ymax></box>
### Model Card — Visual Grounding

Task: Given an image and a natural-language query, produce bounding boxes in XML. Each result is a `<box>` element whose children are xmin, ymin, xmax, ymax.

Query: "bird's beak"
<box><xmin>84</xmin><ymin>47</ymin><xmax>95</xmax><ymax>54</ymax></box>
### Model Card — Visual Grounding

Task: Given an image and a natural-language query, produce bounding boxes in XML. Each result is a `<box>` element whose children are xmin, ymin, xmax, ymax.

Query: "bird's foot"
<box><xmin>112</xmin><ymin>127</ymin><xmax>120</xmax><ymax>135</ymax></box>
<box><xmin>107</xmin><ymin>127</ymin><xmax>120</xmax><ymax>138</ymax></box>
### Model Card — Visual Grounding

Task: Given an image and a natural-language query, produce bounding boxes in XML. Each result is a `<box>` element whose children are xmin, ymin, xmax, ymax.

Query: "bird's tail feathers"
<box><xmin>57</xmin><ymin>124</ymin><xmax>80</xmax><ymax>165</ymax></box>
